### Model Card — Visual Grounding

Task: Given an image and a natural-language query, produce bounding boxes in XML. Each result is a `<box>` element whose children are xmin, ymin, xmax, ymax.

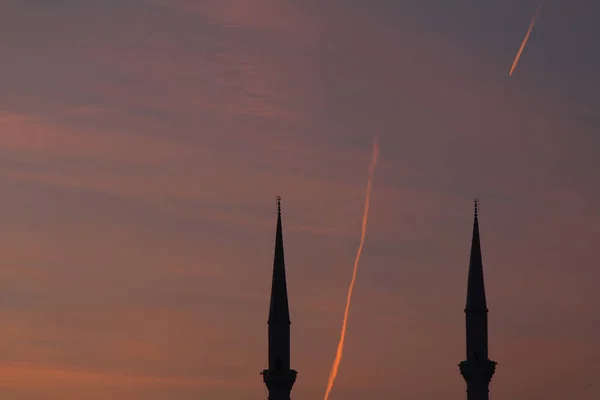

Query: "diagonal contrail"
<box><xmin>509</xmin><ymin>0</ymin><xmax>545</xmax><ymax>76</ymax></box>
<box><xmin>323</xmin><ymin>136</ymin><xmax>380</xmax><ymax>400</ymax></box>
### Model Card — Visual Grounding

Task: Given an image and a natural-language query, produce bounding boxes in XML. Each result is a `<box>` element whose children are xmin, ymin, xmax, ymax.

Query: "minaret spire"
<box><xmin>466</xmin><ymin>198</ymin><xmax>486</xmax><ymax>313</ymax></box>
<box><xmin>459</xmin><ymin>199</ymin><xmax>496</xmax><ymax>400</ymax></box>
<box><xmin>262</xmin><ymin>196</ymin><xmax>297</xmax><ymax>400</ymax></box>
<box><xmin>269</xmin><ymin>196</ymin><xmax>290</xmax><ymax>329</ymax></box>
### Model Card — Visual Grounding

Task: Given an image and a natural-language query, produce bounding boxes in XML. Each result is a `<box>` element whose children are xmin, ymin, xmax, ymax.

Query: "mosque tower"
<box><xmin>459</xmin><ymin>199</ymin><xmax>496</xmax><ymax>400</ymax></box>
<box><xmin>262</xmin><ymin>197</ymin><xmax>297</xmax><ymax>400</ymax></box>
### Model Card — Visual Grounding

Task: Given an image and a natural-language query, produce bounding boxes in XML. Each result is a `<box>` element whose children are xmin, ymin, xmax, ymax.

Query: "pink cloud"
<box><xmin>0</xmin><ymin>112</ymin><xmax>194</xmax><ymax>167</ymax></box>
<box><xmin>0</xmin><ymin>2</ymin><xmax>598</xmax><ymax>400</ymax></box>
<box><xmin>0</xmin><ymin>362</ymin><xmax>233</xmax><ymax>389</ymax></box>
<box><xmin>151</xmin><ymin>0</ymin><xmax>322</xmax><ymax>41</ymax></box>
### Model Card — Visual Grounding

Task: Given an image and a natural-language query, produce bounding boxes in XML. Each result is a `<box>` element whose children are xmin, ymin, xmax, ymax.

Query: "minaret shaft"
<box><xmin>262</xmin><ymin>198</ymin><xmax>296</xmax><ymax>400</ymax></box>
<box><xmin>466</xmin><ymin>310</ymin><xmax>488</xmax><ymax>361</ymax></box>
<box><xmin>268</xmin><ymin>323</ymin><xmax>290</xmax><ymax>370</ymax></box>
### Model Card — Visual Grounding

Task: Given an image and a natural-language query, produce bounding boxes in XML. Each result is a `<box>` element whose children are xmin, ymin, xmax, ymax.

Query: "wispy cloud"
<box><xmin>0</xmin><ymin>1</ymin><xmax>599</xmax><ymax>399</ymax></box>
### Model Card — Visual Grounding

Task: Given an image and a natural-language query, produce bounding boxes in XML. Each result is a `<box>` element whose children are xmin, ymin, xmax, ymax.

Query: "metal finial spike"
<box><xmin>474</xmin><ymin>198</ymin><xmax>479</xmax><ymax>217</ymax></box>
<box><xmin>276</xmin><ymin>196</ymin><xmax>281</xmax><ymax>214</ymax></box>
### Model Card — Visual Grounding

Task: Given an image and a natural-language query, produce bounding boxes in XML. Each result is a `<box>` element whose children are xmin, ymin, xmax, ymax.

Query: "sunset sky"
<box><xmin>1</xmin><ymin>1</ymin><xmax>599</xmax><ymax>399</ymax></box>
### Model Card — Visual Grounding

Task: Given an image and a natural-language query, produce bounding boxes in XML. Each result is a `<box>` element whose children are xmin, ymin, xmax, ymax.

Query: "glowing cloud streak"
<box><xmin>323</xmin><ymin>136</ymin><xmax>380</xmax><ymax>400</ymax></box>
<box><xmin>509</xmin><ymin>1</ymin><xmax>544</xmax><ymax>76</ymax></box>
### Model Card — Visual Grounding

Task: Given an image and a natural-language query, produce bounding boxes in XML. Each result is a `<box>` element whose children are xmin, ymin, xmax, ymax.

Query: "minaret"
<box><xmin>459</xmin><ymin>199</ymin><xmax>496</xmax><ymax>400</ymax></box>
<box><xmin>262</xmin><ymin>197</ymin><xmax>297</xmax><ymax>400</ymax></box>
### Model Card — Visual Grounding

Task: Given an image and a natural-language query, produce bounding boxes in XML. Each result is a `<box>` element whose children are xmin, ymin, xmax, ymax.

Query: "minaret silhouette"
<box><xmin>459</xmin><ymin>199</ymin><xmax>496</xmax><ymax>400</ymax></box>
<box><xmin>262</xmin><ymin>197</ymin><xmax>297</xmax><ymax>400</ymax></box>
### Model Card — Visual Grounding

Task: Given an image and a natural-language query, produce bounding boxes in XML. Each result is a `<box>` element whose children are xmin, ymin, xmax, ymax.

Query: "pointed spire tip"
<box><xmin>276</xmin><ymin>196</ymin><xmax>281</xmax><ymax>215</ymax></box>
<box><xmin>474</xmin><ymin>198</ymin><xmax>479</xmax><ymax>217</ymax></box>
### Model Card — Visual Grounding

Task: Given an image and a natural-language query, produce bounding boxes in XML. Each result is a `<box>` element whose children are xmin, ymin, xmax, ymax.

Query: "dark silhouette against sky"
<box><xmin>262</xmin><ymin>198</ymin><xmax>296</xmax><ymax>400</ymax></box>
<box><xmin>459</xmin><ymin>200</ymin><xmax>496</xmax><ymax>400</ymax></box>
<box><xmin>0</xmin><ymin>1</ymin><xmax>599</xmax><ymax>399</ymax></box>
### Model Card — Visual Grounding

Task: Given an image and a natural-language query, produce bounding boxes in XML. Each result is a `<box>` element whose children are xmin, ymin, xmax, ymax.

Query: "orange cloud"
<box><xmin>151</xmin><ymin>0</ymin><xmax>321</xmax><ymax>41</ymax></box>
<box><xmin>1</xmin><ymin>2</ymin><xmax>599</xmax><ymax>400</ymax></box>
<box><xmin>0</xmin><ymin>363</ymin><xmax>232</xmax><ymax>388</ymax></box>
<box><xmin>0</xmin><ymin>112</ymin><xmax>194</xmax><ymax>166</ymax></box>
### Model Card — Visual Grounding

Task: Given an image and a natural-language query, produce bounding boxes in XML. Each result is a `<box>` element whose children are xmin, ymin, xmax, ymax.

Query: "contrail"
<box><xmin>323</xmin><ymin>136</ymin><xmax>380</xmax><ymax>400</ymax></box>
<box><xmin>509</xmin><ymin>0</ymin><xmax>544</xmax><ymax>76</ymax></box>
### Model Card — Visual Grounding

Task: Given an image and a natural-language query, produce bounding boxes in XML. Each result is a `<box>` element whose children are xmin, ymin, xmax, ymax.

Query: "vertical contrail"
<box><xmin>509</xmin><ymin>0</ymin><xmax>544</xmax><ymax>76</ymax></box>
<box><xmin>323</xmin><ymin>136</ymin><xmax>380</xmax><ymax>400</ymax></box>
